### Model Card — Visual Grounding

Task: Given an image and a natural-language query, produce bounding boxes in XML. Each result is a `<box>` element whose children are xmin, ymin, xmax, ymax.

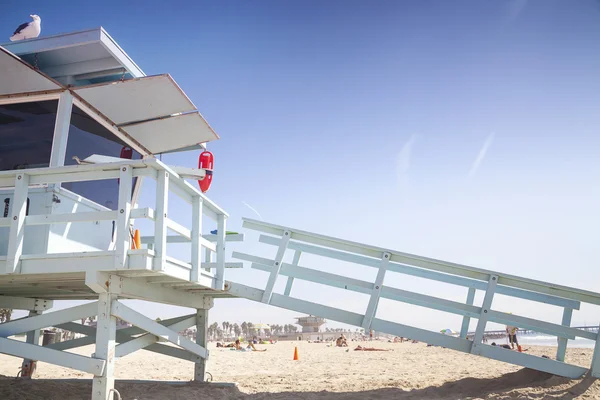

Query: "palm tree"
<box><xmin>241</xmin><ymin>322</ymin><xmax>248</xmax><ymax>337</ymax></box>
<box><xmin>233</xmin><ymin>323</ymin><xmax>241</xmax><ymax>338</ymax></box>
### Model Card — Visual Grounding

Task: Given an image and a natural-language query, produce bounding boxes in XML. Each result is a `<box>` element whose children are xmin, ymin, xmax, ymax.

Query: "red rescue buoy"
<box><xmin>198</xmin><ymin>151</ymin><xmax>214</xmax><ymax>193</ymax></box>
<box><xmin>120</xmin><ymin>146</ymin><xmax>133</xmax><ymax>160</ymax></box>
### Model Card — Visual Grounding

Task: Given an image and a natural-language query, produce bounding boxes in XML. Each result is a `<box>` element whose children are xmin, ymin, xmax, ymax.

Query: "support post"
<box><xmin>194</xmin><ymin>297</ymin><xmax>212</xmax><ymax>382</ymax></box>
<box><xmin>460</xmin><ymin>287</ymin><xmax>476</xmax><ymax>339</ymax></box>
<box><xmin>92</xmin><ymin>293</ymin><xmax>117</xmax><ymax>400</ymax></box>
<box><xmin>592</xmin><ymin>327</ymin><xmax>600</xmax><ymax>378</ymax></box>
<box><xmin>215</xmin><ymin>214</ymin><xmax>226</xmax><ymax>290</ymax></box>
<box><xmin>6</xmin><ymin>173</ymin><xmax>30</xmax><ymax>274</ymax></box>
<box><xmin>362</xmin><ymin>252</ymin><xmax>391</xmax><ymax>331</ymax></box>
<box><xmin>261</xmin><ymin>230</ymin><xmax>291</xmax><ymax>303</ymax></box>
<box><xmin>284</xmin><ymin>251</ymin><xmax>302</xmax><ymax>296</ymax></box>
<box><xmin>20</xmin><ymin>310</ymin><xmax>41</xmax><ymax>378</ymax></box>
<box><xmin>191</xmin><ymin>196</ymin><xmax>203</xmax><ymax>282</ymax></box>
<box><xmin>49</xmin><ymin>91</ymin><xmax>74</xmax><ymax>167</ymax></box>
<box><xmin>471</xmin><ymin>274</ymin><xmax>498</xmax><ymax>355</ymax></box>
<box><xmin>556</xmin><ymin>307</ymin><xmax>573</xmax><ymax>361</ymax></box>
<box><xmin>153</xmin><ymin>170</ymin><xmax>169</xmax><ymax>271</ymax></box>
<box><xmin>115</xmin><ymin>165</ymin><xmax>133</xmax><ymax>269</ymax></box>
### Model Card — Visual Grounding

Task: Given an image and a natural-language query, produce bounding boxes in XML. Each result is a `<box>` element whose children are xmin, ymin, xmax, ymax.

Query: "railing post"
<box><xmin>471</xmin><ymin>274</ymin><xmax>498</xmax><ymax>355</ymax></box>
<box><xmin>6</xmin><ymin>173</ymin><xmax>30</xmax><ymax>274</ymax></box>
<box><xmin>460</xmin><ymin>287</ymin><xmax>477</xmax><ymax>339</ymax></box>
<box><xmin>215</xmin><ymin>214</ymin><xmax>227</xmax><ymax>290</ymax></box>
<box><xmin>114</xmin><ymin>166</ymin><xmax>132</xmax><ymax>269</ymax></box>
<box><xmin>261</xmin><ymin>230</ymin><xmax>291</xmax><ymax>303</ymax></box>
<box><xmin>204</xmin><ymin>247</ymin><xmax>212</xmax><ymax>272</ymax></box>
<box><xmin>191</xmin><ymin>196</ymin><xmax>203</xmax><ymax>283</ymax></box>
<box><xmin>556</xmin><ymin>307</ymin><xmax>573</xmax><ymax>361</ymax></box>
<box><xmin>362</xmin><ymin>252</ymin><xmax>391</xmax><ymax>331</ymax></box>
<box><xmin>153</xmin><ymin>170</ymin><xmax>169</xmax><ymax>271</ymax></box>
<box><xmin>284</xmin><ymin>250</ymin><xmax>302</xmax><ymax>296</ymax></box>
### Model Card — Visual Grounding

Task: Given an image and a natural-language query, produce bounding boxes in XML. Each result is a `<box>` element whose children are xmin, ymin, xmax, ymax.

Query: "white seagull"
<box><xmin>10</xmin><ymin>14</ymin><xmax>42</xmax><ymax>42</ymax></box>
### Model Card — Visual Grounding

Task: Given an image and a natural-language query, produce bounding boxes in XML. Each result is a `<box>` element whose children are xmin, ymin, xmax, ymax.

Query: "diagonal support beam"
<box><xmin>460</xmin><ymin>287</ymin><xmax>476</xmax><ymax>339</ymax></box>
<box><xmin>0</xmin><ymin>337</ymin><xmax>105</xmax><ymax>375</ymax></box>
<box><xmin>362</xmin><ymin>252</ymin><xmax>391</xmax><ymax>331</ymax></box>
<box><xmin>111</xmin><ymin>301</ymin><xmax>208</xmax><ymax>359</ymax></box>
<box><xmin>284</xmin><ymin>251</ymin><xmax>302</xmax><ymax>296</ymax></box>
<box><xmin>0</xmin><ymin>302</ymin><xmax>98</xmax><ymax>337</ymax></box>
<box><xmin>471</xmin><ymin>274</ymin><xmax>498</xmax><ymax>355</ymax></box>
<box><xmin>115</xmin><ymin>315</ymin><xmax>196</xmax><ymax>358</ymax></box>
<box><xmin>261</xmin><ymin>231</ymin><xmax>291</xmax><ymax>303</ymax></box>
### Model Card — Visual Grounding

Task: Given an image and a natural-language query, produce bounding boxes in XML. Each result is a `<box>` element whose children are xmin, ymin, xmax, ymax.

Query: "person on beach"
<box><xmin>336</xmin><ymin>334</ymin><xmax>348</xmax><ymax>347</ymax></box>
<box><xmin>354</xmin><ymin>345</ymin><xmax>391</xmax><ymax>351</ymax></box>
<box><xmin>506</xmin><ymin>325</ymin><xmax>519</xmax><ymax>349</ymax></box>
<box><xmin>234</xmin><ymin>339</ymin><xmax>267</xmax><ymax>352</ymax></box>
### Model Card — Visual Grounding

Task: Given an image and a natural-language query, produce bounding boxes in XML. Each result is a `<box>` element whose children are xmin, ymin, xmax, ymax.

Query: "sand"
<box><xmin>0</xmin><ymin>340</ymin><xmax>599</xmax><ymax>399</ymax></box>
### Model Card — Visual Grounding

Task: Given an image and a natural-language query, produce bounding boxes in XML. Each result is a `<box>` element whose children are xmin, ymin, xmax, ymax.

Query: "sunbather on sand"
<box><xmin>354</xmin><ymin>345</ymin><xmax>391</xmax><ymax>351</ymax></box>
<box><xmin>235</xmin><ymin>339</ymin><xmax>267</xmax><ymax>352</ymax></box>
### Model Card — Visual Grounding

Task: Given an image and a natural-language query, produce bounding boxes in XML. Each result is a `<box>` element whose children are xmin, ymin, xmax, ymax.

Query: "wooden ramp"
<box><xmin>228</xmin><ymin>218</ymin><xmax>600</xmax><ymax>379</ymax></box>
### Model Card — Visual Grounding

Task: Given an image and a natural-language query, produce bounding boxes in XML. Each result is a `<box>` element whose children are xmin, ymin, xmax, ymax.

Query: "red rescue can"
<box><xmin>198</xmin><ymin>151</ymin><xmax>214</xmax><ymax>193</ymax></box>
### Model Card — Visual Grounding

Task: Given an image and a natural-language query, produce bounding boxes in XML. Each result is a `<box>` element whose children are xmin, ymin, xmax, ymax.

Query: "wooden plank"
<box><xmin>0</xmin><ymin>302</ymin><xmax>98</xmax><ymax>337</ymax></box>
<box><xmin>471</xmin><ymin>275</ymin><xmax>498</xmax><ymax>355</ymax></box>
<box><xmin>115</xmin><ymin>166</ymin><xmax>133</xmax><ymax>269</ymax></box>
<box><xmin>460</xmin><ymin>288</ymin><xmax>476</xmax><ymax>339</ymax></box>
<box><xmin>111</xmin><ymin>301</ymin><xmax>208</xmax><ymax>359</ymax></box>
<box><xmin>556</xmin><ymin>308</ymin><xmax>573</xmax><ymax>362</ymax></box>
<box><xmin>258</xmin><ymin>234</ymin><xmax>580</xmax><ymax>310</ymax></box>
<box><xmin>284</xmin><ymin>251</ymin><xmax>301</xmax><ymax>296</ymax></box>
<box><xmin>215</xmin><ymin>215</ymin><xmax>226</xmax><ymax>290</ymax></box>
<box><xmin>153</xmin><ymin>170</ymin><xmax>169</xmax><ymax>271</ymax></box>
<box><xmin>92</xmin><ymin>293</ymin><xmax>117</xmax><ymax>399</ymax></box>
<box><xmin>247</xmin><ymin>218</ymin><xmax>600</xmax><ymax>306</ymax></box>
<box><xmin>362</xmin><ymin>252</ymin><xmax>390</xmax><ymax>330</ymax></box>
<box><xmin>25</xmin><ymin>211</ymin><xmax>118</xmax><ymax>225</ymax></box>
<box><xmin>191</xmin><ymin>197</ymin><xmax>202</xmax><ymax>283</ymax></box>
<box><xmin>0</xmin><ymin>337</ymin><xmax>105</xmax><ymax>375</ymax></box>
<box><xmin>261</xmin><ymin>230</ymin><xmax>291</xmax><ymax>303</ymax></box>
<box><xmin>479</xmin><ymin>344</ymin><xmax>587</xmax><ymax>379</ymax></box>
<box><xmin>6</xmin><ymin>173</ymin><xmax>29</xmax><ymax>274</ymax></box>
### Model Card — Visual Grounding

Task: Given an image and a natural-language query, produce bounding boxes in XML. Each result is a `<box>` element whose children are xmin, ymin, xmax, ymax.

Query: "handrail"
<box><xmin>242</xmin><ymin>218</ymin><xmax>600</xmax><ymax>305</ymax></box>
<box><xmin>0</xmin><ymin>160</ymin><xmax>229</xmax><ymax>291</ymax></box>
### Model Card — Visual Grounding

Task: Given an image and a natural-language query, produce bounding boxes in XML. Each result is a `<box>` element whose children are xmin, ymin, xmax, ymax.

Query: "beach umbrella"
<box><xmin>440</xmin><ymin>329</ymin><xmax>458</xmax><ymax>335</ymax></box>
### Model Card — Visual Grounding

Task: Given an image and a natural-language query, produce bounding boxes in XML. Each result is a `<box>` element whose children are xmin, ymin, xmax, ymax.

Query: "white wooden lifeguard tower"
<box><xmin>1</xmin><ymin>27</ymin><xmax>600</xmax><ymax>400</ymax></box>
<box><xmin>0</xmin><ymin>28</ymin><xmax>241</xmax><ymax>399</ymax></box>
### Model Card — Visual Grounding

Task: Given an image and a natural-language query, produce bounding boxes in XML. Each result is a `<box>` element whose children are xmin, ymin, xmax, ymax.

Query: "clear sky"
<box><xmin>2</xmin><ymin>0</ymin><xmax>600</xmax><ymax>333</ymax></box>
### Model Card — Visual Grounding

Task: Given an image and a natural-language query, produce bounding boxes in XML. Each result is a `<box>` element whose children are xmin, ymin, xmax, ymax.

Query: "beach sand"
<box><xmin>0</xmin><ymin>340</ymin><xmax>598</xmax><ymax>399</ymax></box>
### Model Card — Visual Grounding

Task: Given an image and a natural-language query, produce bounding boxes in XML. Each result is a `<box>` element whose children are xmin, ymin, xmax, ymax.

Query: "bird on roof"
<box><xmin>9</xmin><ymin>14</ymin><xmax>41</xmax><ymax>42</ymax></box>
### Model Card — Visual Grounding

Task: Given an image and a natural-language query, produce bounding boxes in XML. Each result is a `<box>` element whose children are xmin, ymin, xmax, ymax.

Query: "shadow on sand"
<box><xmin>0</xmin><ymin>369</ymin><xmax>597</xmax><ymax>399</ymax></box>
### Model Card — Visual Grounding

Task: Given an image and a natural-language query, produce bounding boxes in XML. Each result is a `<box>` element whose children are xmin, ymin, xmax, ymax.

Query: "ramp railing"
<box><xmin>230</xmin><ymin>218</ymin><xmax>600</xmax><ymax>379</ymax></box>
<box><xmin>0</xmin><ymin>158</ymin><xmax>229</xmax><ymax>290</ymax></box>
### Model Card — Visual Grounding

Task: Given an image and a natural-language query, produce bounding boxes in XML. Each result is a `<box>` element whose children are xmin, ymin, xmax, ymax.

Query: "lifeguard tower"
<box><xmin>0</xmin><ymin>27</ymin><xmax>241</xmax><ymax>399</ymax></box>
<box><xmin>296</xmin><ymin>315</ymin><xmax>326</xmax><ymax>333</ymax></box>
<box><xmin>1</xmin><ymin>27</ymin><xmax>600</xmax><ymax>400</ymax></box>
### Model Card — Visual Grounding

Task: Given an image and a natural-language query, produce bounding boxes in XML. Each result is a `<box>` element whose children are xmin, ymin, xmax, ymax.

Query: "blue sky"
<box><xmin>3</xmin><ymin>1</ymin><xmax>600</xmax><ymax>333</ymax></box>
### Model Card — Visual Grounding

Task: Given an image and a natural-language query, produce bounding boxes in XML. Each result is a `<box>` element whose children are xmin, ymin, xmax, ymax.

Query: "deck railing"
<box><xmin>231</xmin><ymin>218</ymin><xmax>600</xmax><ymax>379</ymax></box>
<box><xmin>0</xmin><ymin>158</ymin><xmax>229</xmax><ymax>290</ymax></box>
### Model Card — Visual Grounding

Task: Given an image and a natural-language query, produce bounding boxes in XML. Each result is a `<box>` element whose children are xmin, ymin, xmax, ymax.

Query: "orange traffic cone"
<box><xmin>293</xmin><ymin>346</ymin><xmax>299</xmax><ymax>361</ymax></box>
<box><xmin>133</xmin><ymin>229</ymin><xmax>142</xmax><ymax>249</ymax></box>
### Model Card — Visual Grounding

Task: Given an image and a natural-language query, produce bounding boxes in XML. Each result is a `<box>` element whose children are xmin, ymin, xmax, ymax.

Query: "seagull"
<box><xmin>10</xmin><ymin>14</ymin><xmax>41</xmax><ymax>42</ymax></box>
